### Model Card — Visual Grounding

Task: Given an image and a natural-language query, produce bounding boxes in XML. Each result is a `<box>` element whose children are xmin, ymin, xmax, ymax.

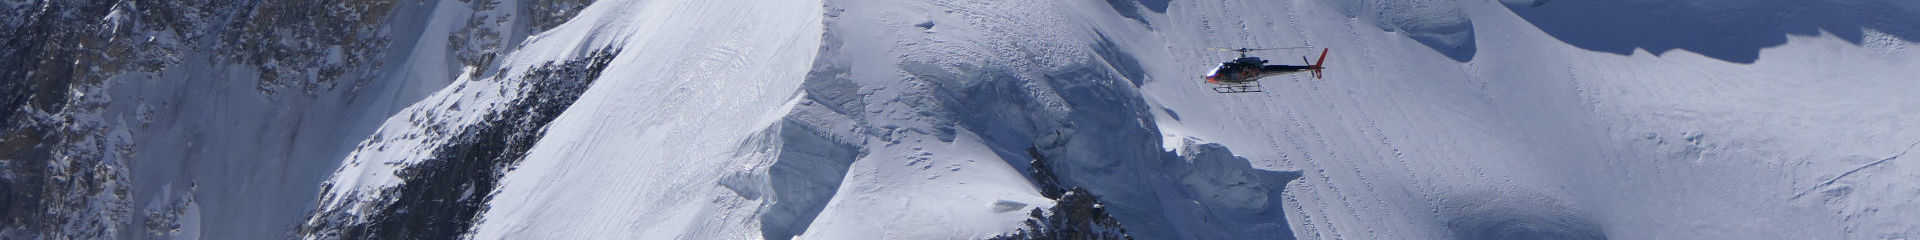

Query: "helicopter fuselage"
<box><xmin>1204</xmin><ymin>57</ymin><xmax>1315</xmax><ymax>84</ymax></box>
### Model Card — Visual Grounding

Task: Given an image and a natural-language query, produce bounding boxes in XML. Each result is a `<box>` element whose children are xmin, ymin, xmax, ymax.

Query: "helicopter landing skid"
<box><xmin>1211</xmin><ymin>82</ymin><xmax>1264</xmax><ymax>93</ymax></box>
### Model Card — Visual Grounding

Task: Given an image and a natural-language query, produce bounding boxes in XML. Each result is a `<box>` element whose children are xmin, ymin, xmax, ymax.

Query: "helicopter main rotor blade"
<box><xmin>1208</xmin><ymin>47</ymin><xmax>1311</xmax><ymax>52</ymax></box>
<box><xmin>1241</xmin><ymin>47</ymin><xmax>1313</xmax><ymax>51</ymax></box>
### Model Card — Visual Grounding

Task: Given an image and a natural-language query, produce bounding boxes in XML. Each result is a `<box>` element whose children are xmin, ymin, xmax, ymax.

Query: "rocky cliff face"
<box><xmin>0</xmin><ymin>0</ymin><xmax>593</xmax><ymax>238</ymax></box>
<box><xmin>4</xmin><ymin>1</ymin><xmax>183</xmax><ymax>237</ymax></box>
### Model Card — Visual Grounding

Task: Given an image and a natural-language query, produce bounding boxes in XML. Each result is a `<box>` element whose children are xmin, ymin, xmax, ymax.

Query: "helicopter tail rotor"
<box><xmin>1307</xmin><ymin>48</ymin><xmax>1328</xmax><ymax>79</ymax></box>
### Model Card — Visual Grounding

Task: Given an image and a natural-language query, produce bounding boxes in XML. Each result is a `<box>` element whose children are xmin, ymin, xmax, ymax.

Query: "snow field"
<box><xmin>468</xmin><ymin>0</ymin><xmax>825</xmax><ymax>238</ymax></box>
<box><xmin>1139</xmin><ymin>0</ymin><xmax>1920</xmax><ymax>239</ymax></box>
<box><xmin>304</xmin><ymin>0</ymin><xmax>1920</xmax><ymax>239</ymax></box>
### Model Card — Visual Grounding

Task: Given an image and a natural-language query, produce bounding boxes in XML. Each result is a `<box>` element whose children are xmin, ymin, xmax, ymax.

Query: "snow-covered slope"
<box><xmin>295</xmin><ymin>0</ymin><xmax>1920</xmax><ymax>239</ymax></box>
<box><xmin>1135</xmin><ymin>0</ymin><xmax>1920</xmax><ymax>239</ymax></box>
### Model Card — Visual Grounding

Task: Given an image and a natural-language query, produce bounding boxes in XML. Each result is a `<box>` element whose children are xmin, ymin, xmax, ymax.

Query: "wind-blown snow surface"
<box><xmin>306</xmin><ymin>0</ymin><xmax>1920</xmax><ymax>239</ymax></box>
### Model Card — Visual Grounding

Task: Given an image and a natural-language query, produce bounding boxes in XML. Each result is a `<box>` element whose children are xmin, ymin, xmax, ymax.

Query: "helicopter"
<box><xmin>1202</xmin><ymin>47</ymin><xmax>1328</xmax><ymax>93</ymax></box>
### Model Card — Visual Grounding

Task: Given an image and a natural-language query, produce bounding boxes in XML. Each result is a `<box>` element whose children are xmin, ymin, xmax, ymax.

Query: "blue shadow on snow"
<box><xmin>1504</xmin><ymin>0</ymin><xmax>1920</xmax><ymax>63</ymax></box>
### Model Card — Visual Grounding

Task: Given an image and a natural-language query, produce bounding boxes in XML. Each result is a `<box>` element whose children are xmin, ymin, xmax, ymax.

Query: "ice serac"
<box><xmin>754</xmin><ymin>11</ymin><xmax>866</xmax><ymax>239</ymax></box>
<box><xmin>1332</xmin><ymin>0</ymin><xmax>1476</xmax><ymax>61</ymax></box>
<box><xmin>782</xmin><ymin>0</ymin><xmax>1321</xmax><ymax>239</ymax></box>
<box><xmin>1177</xmin><ymin>141</ymin><xmax>1284</xmax><ymax>215</ymax></box>
<box><xmin>753</xmin><ymin>116</ymin><xmax>862</xmax><ymax>240</ymax></box>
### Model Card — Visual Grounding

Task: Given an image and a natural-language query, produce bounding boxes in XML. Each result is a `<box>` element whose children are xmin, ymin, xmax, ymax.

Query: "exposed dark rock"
<box><xmin>990</xmin><ymin>147</ymin><xmax>1131</xmax><ymax>240</ymax></box>
<box><xmin>298</xmin><ymin>48</ymin><xmax>616</xmax><ymax>240</ymax></box>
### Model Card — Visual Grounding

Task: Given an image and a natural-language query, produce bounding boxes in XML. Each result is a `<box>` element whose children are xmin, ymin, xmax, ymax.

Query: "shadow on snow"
<box><xmin>1504</xmin><ymin>0</ymin><xmax>1920</xmax><ymax>63</ymax></box>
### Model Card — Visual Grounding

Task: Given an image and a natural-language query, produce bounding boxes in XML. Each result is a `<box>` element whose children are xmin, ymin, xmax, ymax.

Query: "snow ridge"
<box><xmin>749</xmin><ymin>11</ymin><xmax>866</xmax><ymax>238</ymax></box>
<box><xmin>300</xmin><ymin>48</ymin><xmax>616</xmax><ymax>239</ymax></box>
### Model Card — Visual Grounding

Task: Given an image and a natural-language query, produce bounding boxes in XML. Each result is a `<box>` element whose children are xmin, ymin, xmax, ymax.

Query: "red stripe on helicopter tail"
<box><xmin>1312</xmin><ymin>48</ymin><xmax>1328</xmax><ymax>68</ymax></box>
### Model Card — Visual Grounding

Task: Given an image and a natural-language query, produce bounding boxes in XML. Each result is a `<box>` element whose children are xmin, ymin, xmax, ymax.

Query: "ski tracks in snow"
<box><xmin>1329</xmin><ymin>14</ymin><xmax>1438</xmax><ymax>239</ymax></box>
<box><xmin>1211</xmin><ymin>2</ymin><xmax>1482</xmax><ymax>238</ymax></box>
<box><xmin>1791</xmin><ymin>139</ymin><xmax>1920</xmax><ymax>200</ymax></box>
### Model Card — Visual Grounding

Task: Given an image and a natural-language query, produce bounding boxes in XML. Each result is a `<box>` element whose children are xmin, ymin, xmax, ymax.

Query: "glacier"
<box><xmin>4</xmin><ymin>0</ymin><xmax>1919</xmax><ymax>239</ymax></box>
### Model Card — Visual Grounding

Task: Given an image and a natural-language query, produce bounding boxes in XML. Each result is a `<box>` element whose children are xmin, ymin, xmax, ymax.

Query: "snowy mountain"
<box><xmin>6</xmin><ymin>0</ymin><xmax>1919</xmax><ymax>239</ymax></box>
